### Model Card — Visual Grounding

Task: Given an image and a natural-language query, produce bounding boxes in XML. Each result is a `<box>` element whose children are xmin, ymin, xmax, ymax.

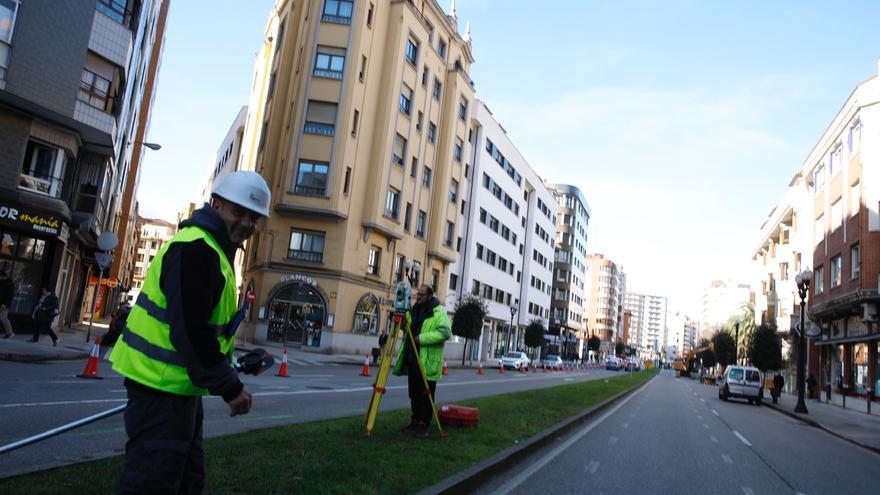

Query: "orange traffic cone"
<box><xmin>499</xmin><ymin>359</ymin><xmax>504</xmax><ymax>374</ymax></box>
<box><xmin>78</xmin><ymin>337</ymin><xmax>104</xmax><ymax>379</ymax></box>
<box><xmin>477</xmin><ymin>361</ymin><xmax>484</xmax><ymax>375</ymax></box>
<box><xmin>360</xmin><ymin>354</ymin><xmax>371</xmax><ymax>376</ymax></box>
<box><xmin>442</xmin><ymin>359</ymin><xmax>448</xmax><ymax>376</ymax></box>
<box><xmin>533</xmin><ymin>364</ymin><xmax>537</xmax><ymax>373</ymax></box>
<box><xmin>519</xmin><ymin>363</ymin><xmax>526</xmax><ymax>374</ymax></box>
<box><xmin>543</xmin><ymin>364</ymin><xmax>547</xmax><ymax>373</ymax></box>
<box><xmin>276</xmin><ymin>348</ymin><xmax>289</xmax><ymax>377</ymax></box>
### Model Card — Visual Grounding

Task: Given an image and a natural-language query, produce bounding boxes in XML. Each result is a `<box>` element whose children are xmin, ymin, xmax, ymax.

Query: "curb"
<box><xmin>764</xmin><ymin>401</ymin><xmax>880</xmax><ymax>455</ymax></box>
<box><xmin>0</xmin><ymin>349</ymin><xmax>90</xmax><ymax>363</ymax></box>
<box><xmin>417</xmin><ymin>372</ymin><xmax>657</xmax><ymax>495</ymax></box>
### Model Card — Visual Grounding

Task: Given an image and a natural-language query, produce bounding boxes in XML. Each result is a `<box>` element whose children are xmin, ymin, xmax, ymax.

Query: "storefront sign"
<box><xmin>0</xmin><ymin>203</ymin><xmax>65</xmax><ymax>237</ymax></box>
<box><xmin>279</xmin><ymin>273</ymin><xmax>318</xmax><ymax>287</ymax></box>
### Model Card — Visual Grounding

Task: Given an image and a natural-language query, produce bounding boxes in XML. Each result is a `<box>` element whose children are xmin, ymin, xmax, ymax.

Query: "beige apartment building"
<box><xmin>238</xmin><ymin>0</ymin><xmax>475</xmax><ymax>355</ymax></box>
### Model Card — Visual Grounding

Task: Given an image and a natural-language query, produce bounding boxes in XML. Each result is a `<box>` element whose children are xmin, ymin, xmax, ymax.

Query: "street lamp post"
<box><xmin>508</xmin><ymin>305</ymin><xmax>517</xmax><ymax>354</ymax></box>
<box><xmin>734</xmin><ymin>319</ymin><xmax>740</xmax><ymax>365</ymax></box>
<box><xmin>794</xmin><ymin>270</ymin><xmax>812</xmax><ymax>414</ymax></box>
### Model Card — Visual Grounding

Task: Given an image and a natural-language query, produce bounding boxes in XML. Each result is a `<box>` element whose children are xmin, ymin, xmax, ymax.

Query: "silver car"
<box><xmin>501</xmin><ymin>351</ymin><xmax>531</xmax><ymax>370</ymax></box>
<box><xmin>718</xmin><ymin>365</ymin><xmax>764</xmax><ymax>405</ymax></box>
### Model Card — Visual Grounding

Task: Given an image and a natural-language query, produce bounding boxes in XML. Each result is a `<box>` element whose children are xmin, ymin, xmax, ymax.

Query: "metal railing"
<box><xmin>288</xmin><ymin>249</ymin><xmax>323</xmax><ymax>264</ymax></box>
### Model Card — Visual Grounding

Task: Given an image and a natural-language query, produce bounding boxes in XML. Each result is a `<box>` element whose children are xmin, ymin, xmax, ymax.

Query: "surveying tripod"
<box><xmin>364</xmin><ymin>281</ymin><xmax>444</xmax><ymax>438</ymax></box>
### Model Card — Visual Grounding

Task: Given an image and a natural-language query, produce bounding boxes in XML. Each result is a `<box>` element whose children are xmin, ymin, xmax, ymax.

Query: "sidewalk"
<box><xmin>0</xmin><ymin>320</ymin><xmax>106</xmax><ymax>362</ymax></box>
<box><xmin>765</xmin><ymin>390</ymin><xmax>880</xmax><ymax>454</ymax></box>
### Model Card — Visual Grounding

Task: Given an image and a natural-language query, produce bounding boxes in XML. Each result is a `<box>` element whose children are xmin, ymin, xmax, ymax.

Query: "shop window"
<box><xmin>353</xmin><ymin>294</ymin><xmax>380</xmax><ymax>335</ymax></box>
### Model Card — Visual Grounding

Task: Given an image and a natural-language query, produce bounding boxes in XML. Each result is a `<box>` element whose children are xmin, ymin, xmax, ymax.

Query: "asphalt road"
<box><xmin>0</xmin><ymin>358</ymin><xmax>616</xmax><ymax>479</ymax></box>
<box><xmin>476</xmin><ymin>370</ymin><xmax>880</xmax><ymax>495</ymax></box>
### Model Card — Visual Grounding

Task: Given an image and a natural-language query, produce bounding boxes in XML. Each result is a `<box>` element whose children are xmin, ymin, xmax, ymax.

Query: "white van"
<box><xmin>718</xmin><ymin>365</ymin><xmax>764</xmax><ymax>405</ymax></box>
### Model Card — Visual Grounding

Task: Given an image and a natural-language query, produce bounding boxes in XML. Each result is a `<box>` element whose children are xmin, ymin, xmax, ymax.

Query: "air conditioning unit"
<box><xmin>862</xmin><ymin>303</ymin><xmax>879</xmax><ymax>323</ymax></box>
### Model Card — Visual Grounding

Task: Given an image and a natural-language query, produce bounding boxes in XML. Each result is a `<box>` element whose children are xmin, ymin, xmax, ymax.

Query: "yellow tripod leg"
<box><xmin>364</xmin><ymin>314</ymin><xmax>404</xmax><ymax>435</ymax></box>
<box><xmin>403</xmin><ymin>321</ymin><xmax>446</xmax><ymax>439</ymax></box>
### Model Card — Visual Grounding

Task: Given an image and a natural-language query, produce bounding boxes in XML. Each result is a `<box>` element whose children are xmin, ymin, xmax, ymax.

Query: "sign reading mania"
<box><xmin>0</xmin><ymin>204</ymin><xmax>65</xmax><ymax>236</ymax></box>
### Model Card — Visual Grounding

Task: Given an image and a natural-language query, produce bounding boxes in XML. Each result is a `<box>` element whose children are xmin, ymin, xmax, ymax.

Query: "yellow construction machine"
<box><xmin>672</xmin><ymin>343</ymin><xmax>713</xmax><ymax>377</ymax></box>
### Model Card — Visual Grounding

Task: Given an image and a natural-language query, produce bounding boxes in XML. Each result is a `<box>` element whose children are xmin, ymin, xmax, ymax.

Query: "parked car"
<box><xmin>605</xmin><ymin>357</ymin><xmax>623</xmax><ymax>370</ymax></box>
<box><xmin>542</xmin><ymin>354</ymin><xmax>563</xmax><ymax>370</ymax></box>
<box><xmin>624</xmin><ymin>358</ymin><xmax>641</xmax><ymax>371</ymax></box>
<box><xmin>501</xmin><ymin>351</ymin><xmax>531</xmax><ymax>370</ymax></box>
<box><xmin>718</xmin><ymin>365</ymin><xmax>764</xmax><ymax>405</ymax></box>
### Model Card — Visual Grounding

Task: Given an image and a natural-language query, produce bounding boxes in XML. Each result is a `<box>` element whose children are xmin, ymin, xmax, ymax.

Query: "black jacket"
<box><xmin>0</xmin><ymin>277</ymin><xmax>13</xmax><ymax>306</ymax></box>
<box><xmin>160</xmin><ymin>204</ymin><xmax>243</xmax><ymax>402</ymax></box>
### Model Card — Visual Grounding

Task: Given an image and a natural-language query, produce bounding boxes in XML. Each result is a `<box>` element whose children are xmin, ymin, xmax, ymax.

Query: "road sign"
<box><xmin>247</xmin><ymin>290</ymin><xmax>255</xmax><ymax>303</ymax></box>
<box><xmin>95</xmin><ymin>252</ymin><xmax>113</xmax><ymax>270</ymax></box>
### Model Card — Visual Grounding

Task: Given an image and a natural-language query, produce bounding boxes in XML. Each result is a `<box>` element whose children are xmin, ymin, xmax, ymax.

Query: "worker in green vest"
<box><xmin>111</xmin><ymin>171</ymin><xmax>271</xmax><ymax>494</ymax></box>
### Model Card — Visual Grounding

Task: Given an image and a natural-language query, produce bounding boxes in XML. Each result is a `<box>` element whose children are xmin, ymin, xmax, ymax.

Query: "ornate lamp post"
<box><xmin>794</xmin><ymin>270</ymin><xmax>812</xmax><ymax>414</ymax></box>
<box><xmin>734</xmin><ymin>318</ymin><xmax>740</xmax><ymax>365</ymax></box>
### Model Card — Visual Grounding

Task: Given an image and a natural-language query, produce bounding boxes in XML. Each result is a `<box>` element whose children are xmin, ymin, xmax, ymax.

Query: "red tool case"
<box><xmin>438</xmin><ymin>404</ymin><xmax>479</xmax><ymax>427</ymax></box>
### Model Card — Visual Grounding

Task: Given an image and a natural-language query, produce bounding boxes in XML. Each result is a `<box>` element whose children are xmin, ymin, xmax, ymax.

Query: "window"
<box><xmin>431</xmin><ymin>269</ymin><xmax>440</xmax><ymax>292</ymax></box>
<box><xmin>432</xmin><ymin>78</ymin><xmax>442</xmax><ymax>100</ymax></box>
<box><xmin>830</xmin><ymin>255</ymin><xmax>841</xmax><ymax>287</ymax></box>
<box><xmin>416</xmin><ymin>111</ymin><xmax>423</xmax><ymax>131</ymax></box>
<box><xmin>444</xmin><ymin>221</ymin><xmax>454</xmax><ymax>246</ymax></box>
<box><xmin>479</xmin><ymin>209</ymin><xmax>487</xmax><ymax>223</ymax></box>
<box><xmin>275</xmin><ymin>18</ymin><xmax>286</xmax><ymax>53</ymax></box>
<box><xmin>851</xmin><ymin>244</ymin><xmax>860</xmax><ymax>279</ymax></box>
<box><xmin>289</xmin><ymin>230</ymin><xmax>325</xmax><ymax>263</ymax></box>
<box><xmin>79</xmin><ymin>53</ymin><xmax>116</xmax><ymax>113</ymax></box>
<box><xmin>314</xmin><ymin>46</ymin><xmax>345</xmax><ymax>79</ymax></box>
<box><xmin>812</xmin><ymin>164</ymin><xmax>825</xmax><ymax>193</ymax></box>
<box><xmin>427</xmin><ymin>122</ymin><xmax>437</xmax><ymax>143</ymax></box>
<box><xmin>438</xmin><ymin>37</ymin><xmax>447</xmax><ymax>58</ymax></box>
<box><xmin>96</xmin><ymin>0</ymin><xmax>128</xmax><ymax>25</ymax></box>
<box><xmin>848</xmin><ymin>120</ymin><xmax>861</xmax><ymax>154</ymax></box>
<box><xmin>395</xmin><ymin>255</ymin><xmax>405</xmax><ymax>282</ymax></box>
<box><xmin>475</xmin><ymin>243</ymin><xmax>483</xmax><ymax>259</ymax></box>
<box><xmin>416</xmin><ymin>210</ymin><xmax>427</xmax><ymax>237</ymax></box>
<box><xmin>780</xmin><ymin>262</ymin><xmax>788</xmax><ymax>281</ymax></box>
<box><xmin>449</xmin><ymin>179</ymin><xmax>458</xmax><ymax>203</ymax></box>
<box><xmin>814</xmin><ymin>215</ymin><xmax>824</xmax><ymax>245</ymax></box>
<box><xmin>359</xmin><ymin>55</ymin><xmax>367</xmax><ymax>81</ymax></box>
<box><xmin>405</xmin><ymin>38</ymin><xmax>419</xmax><ymax>65</ymax></box>
<box><xmin>322</xmin><ymin>0</ymin><xmax>353</xmax><ymax>24</ymax></box>
<box><xmin>294</xmin><ymin>160</ymin><xmax>329</xmax><ymax>196</ymax></box>
<box><xmin>351</xmin><ymin>109</ymin><xmax>360</xmax><ymax>136</ymax></box>
<box><xmin>368</xmin><ymin>246</ymin><xmax>381</xmax><ymax>276</ymax></box>
<box><xmin>353</xmin><ymin>295</ymin><xmax>379</xmax><ymax>335</ymax></box>
<box><xmin>385</xmin><ymin>187</ymin><xmax>400</xmax><ymax>219</ymax></box>
<box><xmin>449</xmin><ymin>273</ymin><xmax>458</xmax><ymax>291</ymax></box>
<box><xmin>814</xmin><ymin>266</ymin><xmax>824</xmax><ymax>295</ymax></box>
<box><xmin>458</xmin><ymin>97</ymin><xmax>468</xmax><ymax>120</ymax></box>
<box><xmin>453</xmin><ymin>138</ymin><xmax>463</xmax><ymax>162</ymax></box>
<box><xmin>399</xmin><ymin>84</ymin><xmax>413</xmax><ymax>115</ymax></box>
<box><xmin>850</xmin><ymin>182</ymin><xmax>860</xmax><ymax>216</ymax></box>
<box><xmin>304</xmin><ymin>100</ymin><xmax>338</xmax><ymax>135</ymax></box>
<box><xmin>422</xmin><ymin>166</ymin><xmax>432</xmax><ymax>188</ymax></box>
<box><xmin>830</xmin><ymin>200</ymin><xmax>842</xmax><ymax>231</ymax></box>
<box><xmin>19</xmin><ymin>140</ymin><xmax>66</xmax><ymax>198</ymax></box>
<box><xmin>404</xmin><ymin>203</ymin><xmax>412</xmax><ymax>231</ymax></box>
<box><xmin>829</xmin><ymin>145</ymin><xmax>841</xmax><ymax>176</ymax></box>
<box><xmin>421</xmin><ymin>66</ymin><xmax>428</xmax><ymax>86</ymax></box>
<box><xmin>343</xmin><ymin>167</ymin><xmax>351</xmax><ymax>195</ymax></box>
<box><xmin>366</xmin><ymin>2</ymin><xmax>374</xmax><ymax>27</ymax></box>
<box><xmin>392</xmin><ymin>133</ymin><xmax>406</xmax><ymax>165</ymax></box>
<box><xmin>410</xmin><ymin>157</ymin><xmax>418</xmax><ymax>177</ymax></box>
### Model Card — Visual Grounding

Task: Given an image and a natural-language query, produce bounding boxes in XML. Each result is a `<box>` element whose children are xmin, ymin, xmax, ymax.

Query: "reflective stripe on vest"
<box><xmin>110</xmin><ymin>225</ymin><xmax>238</xmax><ymax>396</ymax></box>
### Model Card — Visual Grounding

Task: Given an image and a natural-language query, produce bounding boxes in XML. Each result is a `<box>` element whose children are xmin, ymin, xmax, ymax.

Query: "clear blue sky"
<box><xmin>138</xmin><ymin>0</ymin><xmax>880</xmax><ymax>316</ymax></box>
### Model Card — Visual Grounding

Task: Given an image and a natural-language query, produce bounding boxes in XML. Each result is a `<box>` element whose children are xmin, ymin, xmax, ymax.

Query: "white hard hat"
<box><xmin>211</xmin><ymin>171</ymin><xmax>272</xmax><ymax>218</ymax></box>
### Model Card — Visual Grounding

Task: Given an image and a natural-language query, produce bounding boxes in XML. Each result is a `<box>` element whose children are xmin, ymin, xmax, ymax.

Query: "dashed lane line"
<box><xmin>722</xmin><ymin>454</ymin><xmax>733</xmax><ymax>464</ymax></box>
<box><xmin>734</xmin><ymin>431</ymin><xmax>752</xmax><ymax>447</ymax></box>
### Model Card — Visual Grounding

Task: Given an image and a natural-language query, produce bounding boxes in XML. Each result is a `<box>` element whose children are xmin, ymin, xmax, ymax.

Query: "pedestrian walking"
<box><xmin>28</xmin><ymin>287</ymin><xmax>59</xmax><ymax>346</ymax></box>
<box><xmin>772</xmin><ymin>373</ymin><xmax>785</xmax><ymax>404</ymax></box>
<box><xmin>0</xmin><ymin>265</ymin><xmax>14</xmax><ymax>338</ymax></box>
<box><xmin>393</xmin><ymin>284</ymin><xmax>451</xmax><ymax>438</ymax></box>
<box><xmin>109</xmin><ymin>171</ymin><xmax>271</xmax><ymax>494</ymax></box>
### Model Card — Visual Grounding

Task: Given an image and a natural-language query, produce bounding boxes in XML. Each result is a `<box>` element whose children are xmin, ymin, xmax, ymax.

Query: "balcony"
<box><xmin>288</xmin><ymin>249</ymin><xmax>324</xmax><ymax>264</ymax></box>
<box><xmin>304</xmin><ymin>122</ymin><xmax>335</xmax><ymax>136</ymax></box>
<box><xmin>313</xmin><ymin>68</ymin><xmax>343</xmax><ymax>80</ymax></box>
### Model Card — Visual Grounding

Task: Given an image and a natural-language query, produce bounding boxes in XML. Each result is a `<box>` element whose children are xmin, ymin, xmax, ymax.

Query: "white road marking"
<box><xmin>722</xmin><ymin>454</ymin><xmax>733</xmax><ymax>464</ymax></box>
<box><xmin>628</xmin><ymin>413</ymin><xmax>636</xmax><ymax>418</ymax></box>
<box><xmin>608</xmin><ymin>436</ymin><xmax>618</xmax><ymax>445</ymax></box>
<box><xmin>108</xmin><ymin>389</ymin><xmax>126</xmax><ymax>393</ymax></box>
<box><xmin>712</xmin><ymin>409</ymin><xmax>719</xmax><ymax>416</ymax></box>
<box><xmin>700</xmin><ymin>398</ymin><xmax>706</xmax><ymax>403</ymax></box>
<box><xmin>622</xmin><ymin>422</ymin><xmax>629</xmax><ymax>429</ymax></box>
<box><xmin>259</xmin><ymin>386</ymin><xmax>291</xmax><ymax>390</ymax></box>
<box><xmin>702</xmin><ymin>424</ymin><xmax>709</xmax><ymax>429</ymax></box>
<box><xmin>734</xmin><ymin>431</ymin><xmax>752</xmax><ymax>447</ymax></box>
<box><xmin>710</xmin><ymin>435</ymin><xmax>718</xmax><ymax>443</ymax></box>
<box><xmin>487</xmin><ymin>377</ymin><xmax>649</xmax><ymax>495</ymax></box>
<box><xmin>696</xmin><ymin>415</ymin><xmax>703</xmax><ymax>420</ymax></box>
<box><xmin>584</xmin><ymin>460</ymin><xmax>600</xmax><ymax>474</ymax></box>
<box><xmin>742</xmin><ymin>487</ymin><xmax>755</xmax><ymax>495</ymax></box>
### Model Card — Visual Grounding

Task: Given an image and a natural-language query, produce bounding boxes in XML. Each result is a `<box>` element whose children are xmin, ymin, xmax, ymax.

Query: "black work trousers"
<box><xmin>407</xmin><ymin>363</ymin><xmax>437</xmax><ymax>425</ymax></box>
<box><xmin>116</xmin><ymin>380</ymin><xmax>205</xmax><ymax>495</ymax></box>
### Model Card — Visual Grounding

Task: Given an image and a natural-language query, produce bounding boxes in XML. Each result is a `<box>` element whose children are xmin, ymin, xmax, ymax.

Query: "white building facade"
<box><xmin>700</xmin><ymin>280</ymin><xmax>752</xmax><ymax>340</ymax></box>
<box><xmin>127</xmin><ymin>217</ymin><xmax>176</xmax><ymax>304</ymax></box>
<box><xmin>446</xmin><ymin>100</ymin><xmax>556</xmax><ymax>362</ymax></box>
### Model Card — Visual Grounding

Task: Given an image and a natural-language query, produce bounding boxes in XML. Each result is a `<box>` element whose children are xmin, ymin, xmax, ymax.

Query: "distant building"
<box><xmin>700</xmin><ymin>280</ymin><xmax>752</xmax><ymax>340</ymax></box>
<box><xmin>625</xmin><ymin>292</ymin><xmax>668</xmax><ymax>357</ymax></box>
<box><xmin>584</xmin><ymin>254</ymin><xmax>625</xmax><ymax>357</ymax></box>
<box><xmin>127</xmin><ymin>217</ymin><xmax>176</xmax><ymax>304</ymax></box>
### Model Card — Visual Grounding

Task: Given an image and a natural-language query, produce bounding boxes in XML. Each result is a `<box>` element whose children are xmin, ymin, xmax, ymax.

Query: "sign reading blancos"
<box><xmin>0</xmin><ymin>204</ymin><xmax>66</xmax><ymax>236</ymax></box>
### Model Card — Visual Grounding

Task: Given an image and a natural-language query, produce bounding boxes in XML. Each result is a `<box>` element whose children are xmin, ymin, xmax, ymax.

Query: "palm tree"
<box><xmin>726</xmin><ymin>301</ymin><xmax>756</xmax><ymax>363</ymax></box>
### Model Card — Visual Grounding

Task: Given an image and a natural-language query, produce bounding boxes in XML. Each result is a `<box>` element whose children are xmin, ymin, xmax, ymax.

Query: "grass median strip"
<box><xmin>2</xmin><ymin>369</ymin><xmax>656</xmax><ymax>494</ymax></box>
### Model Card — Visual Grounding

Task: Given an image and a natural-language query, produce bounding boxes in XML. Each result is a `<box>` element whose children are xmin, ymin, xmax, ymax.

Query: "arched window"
<box><xmin>353</xmin><ymin>294</ymin><xmax>380</xmax><ymax>335</ymax></box>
